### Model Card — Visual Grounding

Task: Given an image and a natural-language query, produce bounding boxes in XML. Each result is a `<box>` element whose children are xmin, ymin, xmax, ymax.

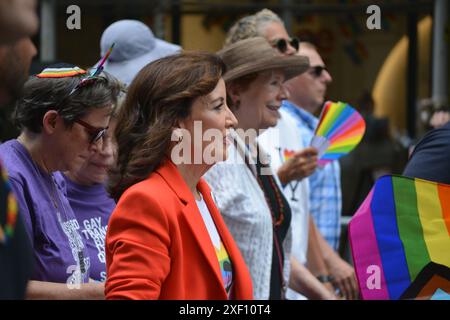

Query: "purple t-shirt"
<box><xmin>59</xmin><ymin>174</ymin><xmax>116</xmax><ymax>282</ymax></box>
<box><xmin>0</xmin><ymin>139</ymin><xmax>90</xmax><ymax>284</ymax></box>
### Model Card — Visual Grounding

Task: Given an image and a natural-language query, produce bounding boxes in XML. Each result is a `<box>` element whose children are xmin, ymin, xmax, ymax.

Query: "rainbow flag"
<box><xmin>349</xmin><ymin>175</ymin><xmax>450</xmax><ymax>300</ymax></box>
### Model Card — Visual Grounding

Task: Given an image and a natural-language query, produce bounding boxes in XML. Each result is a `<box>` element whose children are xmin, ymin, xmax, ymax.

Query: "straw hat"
<box><xmin>217</xmin><ymin>37</ymin><xmax>309</xmax><ymax>82</ymax></box>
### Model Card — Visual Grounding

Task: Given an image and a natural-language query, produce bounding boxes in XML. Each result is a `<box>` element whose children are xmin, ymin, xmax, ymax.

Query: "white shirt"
<box><xmin>205</xmin><ymin>131</ymin><xmax>292</xmax><ymax>300</ymax></box>
<box><xmin>196</xmin><ymin>194</ymin><xmax>220</xmax><ymax>249</ymax></box>
<box><xmin>258</xmin><ymin>109</ymin><xmax>310</xmax><ymax>300</ymax></box>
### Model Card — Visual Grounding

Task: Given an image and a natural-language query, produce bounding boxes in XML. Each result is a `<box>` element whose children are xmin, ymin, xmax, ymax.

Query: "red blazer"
<box><xmin>105</xmin><ymin>159</ymin><xmax>253</xmax><ymax>299</ymax></box>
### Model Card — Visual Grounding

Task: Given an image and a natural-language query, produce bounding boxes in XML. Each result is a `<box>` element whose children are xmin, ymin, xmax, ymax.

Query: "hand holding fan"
<box><xmin>310</xmin><ymin>101</ymin><xmax>366</xmax><ymax>166</ymax></box>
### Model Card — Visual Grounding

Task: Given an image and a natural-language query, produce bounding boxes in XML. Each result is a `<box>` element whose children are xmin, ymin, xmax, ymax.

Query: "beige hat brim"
<box><xmin>223</xmin><ymin>55</ymin><xmax>310</xmax><ymax>82</ymax></box>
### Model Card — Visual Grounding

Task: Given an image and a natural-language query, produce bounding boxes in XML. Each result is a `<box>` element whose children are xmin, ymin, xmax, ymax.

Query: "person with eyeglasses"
<box><xmin>59</xmin><ymin>90</ymin><xmax>126</xmax><ymax>283</ymax></box>
<box><xmin>0</xmin><ymin>64</ymin><xmax>122</xmax><ymax>299</ymax></box>
<box><xmin>282</xmin><ymin>42</ymin><xmax>359</xmax><ymax>300</ymax></box>
<box><xmin>225</xmin><ymin>9</ymin><xmax>299</xmax><ymax>56</ymax></box>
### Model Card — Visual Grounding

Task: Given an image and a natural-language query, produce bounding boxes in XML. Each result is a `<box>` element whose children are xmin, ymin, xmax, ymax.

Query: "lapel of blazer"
<box><xmin>155</xmin><ymin>159</ymin><xmax>225</xmax><ymax>292</ymax></box>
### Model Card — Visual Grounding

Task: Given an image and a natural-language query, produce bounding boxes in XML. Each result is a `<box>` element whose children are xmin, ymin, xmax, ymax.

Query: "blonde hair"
<box><xmin>224</xmin><ymin>9</ymin><xmax>284</xmax><ymax>46</ymax></box>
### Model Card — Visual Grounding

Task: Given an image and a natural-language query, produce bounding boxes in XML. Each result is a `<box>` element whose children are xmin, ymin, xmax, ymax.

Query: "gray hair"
<box><xmin>13</xmin><ymin>69</ymin><xmax>123</xmax><ymax>133</ymax></box>
<box><xmin>224</xmin><ymin>9</ymin><xmax>284</xmax><ymax>46</ymax></box>
<box><xmin>110</xmin><ymin>86</ymin><xmax>127</xmax><ymax>119</ymax></box>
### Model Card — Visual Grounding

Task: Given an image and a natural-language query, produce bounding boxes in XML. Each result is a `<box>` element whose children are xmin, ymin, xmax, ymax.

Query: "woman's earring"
<box><xmin>172</xmin><ymin>129</ymin><xmax>184</xmax><ymax>144</ymax></box>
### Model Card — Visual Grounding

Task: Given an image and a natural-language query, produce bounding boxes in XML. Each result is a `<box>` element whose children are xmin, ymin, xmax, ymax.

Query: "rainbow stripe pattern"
<box><xmin>215</xmin><ymin>240</ymin><xmax>233</xmax><ymax>297</ymax></box>
<box><xmin>349</xmin><ymin>175</ymin><xmax>450</xmax><ymax>300</ymax></box>
<box><xmin>311</xmin><ymin>101</ymin><xmax>365</xmax><ymax>166</ymax></box>
<box><xmin>283</xmin><ymin>149</ymin><xmax>295</xmax><ymax>162</ymax></box>
<box><xmin>0</xmin><ymin>161</ymin><xmax>18</xmax><ymax>245</ymax></box>
<box><xmin>36</xmin><ymin>67</ymin><xmax>86</xmax><ymax>78</ymax></box>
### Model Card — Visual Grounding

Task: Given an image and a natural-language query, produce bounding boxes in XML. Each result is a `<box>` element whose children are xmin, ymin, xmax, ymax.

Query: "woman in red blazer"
<box><xmin>106</xmin><ymin>52</ymin><xmax>253</xmax><ymax>299</ymax></box>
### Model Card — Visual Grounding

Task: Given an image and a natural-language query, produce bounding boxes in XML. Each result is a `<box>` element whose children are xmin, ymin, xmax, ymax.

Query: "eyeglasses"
<box><xmin>270</xmin><ymin>37</ymin><xmax>300</xmax><ymax>54</ymax></box>
<box><xmin>74</xmin><ymin>119</ymin><xmax>109</xmax><ymax>144</ymax></box>
<box><xmin>308</xmin><ymin>65</ymin><xmax>328</xmax><ymax>78</ymax></box>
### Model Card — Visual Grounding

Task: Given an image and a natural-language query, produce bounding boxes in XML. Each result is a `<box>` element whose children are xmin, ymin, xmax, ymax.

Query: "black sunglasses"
<box><xmin>74</xmin><ymin>119</ymin><xmax>109</xmax><ymax>144</ymax></box>
<box><xmin>271</xmin><ymin>37</ymin><xmax>300</xmax><ymax>54</ymax></box>
<box><xmin>308</xmin><ymin>65</ymin><xmax>328</xmax><ymax>78</ymax></box>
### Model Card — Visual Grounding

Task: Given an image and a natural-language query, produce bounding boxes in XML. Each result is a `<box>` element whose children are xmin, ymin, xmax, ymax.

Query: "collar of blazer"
<box><xmin>155</xmin><ymin>157</ymin><xmax>233</xmax><ymax>294</ymax></box>
<box><xmin>155</xmin><ymin>157</ymin><xmax>212</xmax><ymax>205</ymax></box>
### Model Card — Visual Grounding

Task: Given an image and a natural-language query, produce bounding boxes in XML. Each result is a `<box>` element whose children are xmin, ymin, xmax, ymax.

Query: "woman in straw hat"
<box><xmin>204</xmin><ymin>37</ymin><xmax>310</xmax><ymax>300</ymax></box>
<box><xmin>225</xmin><ymin>9</ymin><xmax>357</xmax><ymax>300</ymax></box>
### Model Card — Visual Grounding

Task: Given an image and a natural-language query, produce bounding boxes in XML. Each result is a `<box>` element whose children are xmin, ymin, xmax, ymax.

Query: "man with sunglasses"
<box><xmin>282</xmin><ymin>42</ymin><xmax>359</xmax><ymax>299</ymax></box>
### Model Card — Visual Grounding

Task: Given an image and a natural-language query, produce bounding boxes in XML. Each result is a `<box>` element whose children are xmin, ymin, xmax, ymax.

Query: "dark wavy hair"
<box><xmin>108</xmin><ymin>51</ymin><xmax>226</xmax><ymax>201</ymax></box>
<box><xmin>12</xmin><ymin>67</ymin><xmax>123</xmax><ymax>133</ymax></box>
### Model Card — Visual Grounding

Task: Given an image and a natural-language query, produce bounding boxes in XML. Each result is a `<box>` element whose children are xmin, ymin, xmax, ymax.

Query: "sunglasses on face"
<box><xmin>74</xmin><ymin>118</ymin><xmax>109</xmax><ymax>144</ymax></box>
<box><xmin>270</xmin><ymin>37</ymin><xmax>300</xmax><ymax>54</ymax></box>
<box><xmin>308</xmin><ymin>65</ymin><xmax>328</xmax><ymax>78</ymax></box>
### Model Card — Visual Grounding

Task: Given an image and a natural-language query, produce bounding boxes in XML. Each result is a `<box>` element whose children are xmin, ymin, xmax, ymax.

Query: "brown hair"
<box><xmin>108</xmin><ymin>51</ymin><xmax>226</xmax><ymax>201</ymax></box>
<box><xmin>13</xmin><ymin>69</ymin><xmax>123</xmax><ymax>133</ymax></box>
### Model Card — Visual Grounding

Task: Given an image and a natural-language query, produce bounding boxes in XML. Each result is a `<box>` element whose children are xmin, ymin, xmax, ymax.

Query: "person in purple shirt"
<box><xmin>0</xmin><ymin>64</ymin><xmax>122</xmax><ymax>299</ymax></box>
<box><xmin>60</xmin><ymin>97</ymin><xmax>123</xmax><ymax>282</ymax></box>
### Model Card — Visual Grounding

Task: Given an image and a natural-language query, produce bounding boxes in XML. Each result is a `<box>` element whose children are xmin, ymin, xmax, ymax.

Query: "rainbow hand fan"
<box><xmin>311</xmin><ymin>101</ymin><xmax>366</xmax><ymax>166</ymax></box>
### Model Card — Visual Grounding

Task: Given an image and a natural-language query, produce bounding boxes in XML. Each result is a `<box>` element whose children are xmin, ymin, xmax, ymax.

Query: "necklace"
<box><xmin>254</xmin><ymin>157</ymin><xmax>285</xmax><ymax>227</ymax></box>
<box><xmin>240</xmin><ymin>140</ymin><xmax>287</xmax><ymax>297</ymax></box>
<box><xmin>240</xmin><ymin>141</ymin><xmax>286</xmax><ymax>226</ymax></box>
